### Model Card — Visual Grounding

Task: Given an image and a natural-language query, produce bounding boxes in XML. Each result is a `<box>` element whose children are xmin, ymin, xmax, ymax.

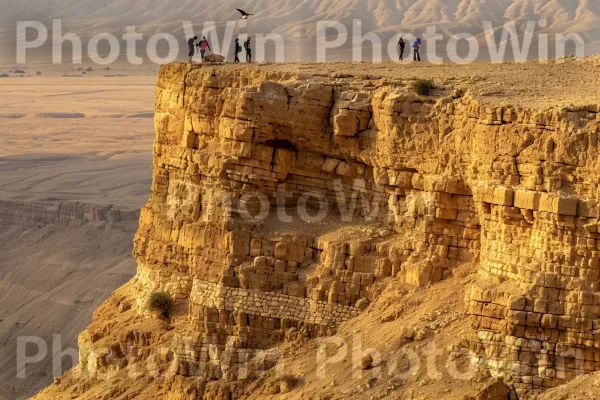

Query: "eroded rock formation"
<box><xmin>0</xmin><ymin>200</ymin><xmax>139</xmax><ymax>228</ymax></box>
<box><xmin>35</xmin><ymin>62</ymin><xmax>600</xmax><ymax>399</ymax></box>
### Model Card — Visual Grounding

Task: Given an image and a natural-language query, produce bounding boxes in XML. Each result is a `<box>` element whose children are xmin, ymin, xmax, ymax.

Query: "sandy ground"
<box><xmin>0</xmin><ymin>222</ymin><xmax>138</xmax><ymax>399</ymax></box>
<box><xmin>238</xmin><ymin>262</ymin><xmax>485</xmax><ymax>400</ymax></box>
<box><xmin>0</xmin><ymin>76</ymin><xmax>156</xmax><ymax>399</ymax></box>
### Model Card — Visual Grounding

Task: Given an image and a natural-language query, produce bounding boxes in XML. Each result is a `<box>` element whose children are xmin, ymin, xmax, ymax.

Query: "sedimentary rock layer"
<box><xmin>35</xmin><ymin>62</ymin><xmax>600</xmax><ymax>399</ymax></box>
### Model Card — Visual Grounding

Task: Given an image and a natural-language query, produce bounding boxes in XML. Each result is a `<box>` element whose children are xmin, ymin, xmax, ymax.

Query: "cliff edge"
<box><xmin>35</xmin><ymin>58</ymin><xmax>600</xmax><ymax>399</ymax></box>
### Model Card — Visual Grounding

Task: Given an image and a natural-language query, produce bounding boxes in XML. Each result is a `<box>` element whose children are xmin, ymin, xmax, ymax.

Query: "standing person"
<box><xmin>244</xmin><ymin>37</ymin><xmax>252</xmax><ymax>62</ymax></box>
<box><xmin>234</xmin><ymin>38</ymin><xmax>242</xmax><ymax>63</ymax></box>
<box><xmin>398</xmin><ymin>37</ymin><xmax>406</xmax><ymax>61</ymax></box>
<box><xmin>188</xmin><ymin>36</ymin><xmax>198</xmax><ymax>63</ymax></box>
<box><xmin>199</xmin><ymin>36</ymin><xmax>211</xmax><ymax>61</ymax></box>
<box><xmin>413</xmin><ymin>38</ymin><xmax>422</xmax><ymax>62</ymax></box>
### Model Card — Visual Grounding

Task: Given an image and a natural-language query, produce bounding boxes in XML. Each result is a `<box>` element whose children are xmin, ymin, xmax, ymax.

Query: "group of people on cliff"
<box><xmin>188</xmin><ymin>35</ymin><xmax>420</xmax><ymax>63</ymax></box>
<box><xmin>187</xmin><ymin>36</ymin><xmax>213</xmax><ymax>63</ymax></box>
<box><xmin>398</xmin><ymin>37</ymin><xmax>422</xmax><ymax>61</ymax></box>
<box><xmin>187</xmin><ymin>36</ymin><xmax>252</xmax><ymax>63</ymax></box>
<box><xmin>234</xmin><ymin>37</ymin><xmax>252</xmax><ymax>63</ymax></box>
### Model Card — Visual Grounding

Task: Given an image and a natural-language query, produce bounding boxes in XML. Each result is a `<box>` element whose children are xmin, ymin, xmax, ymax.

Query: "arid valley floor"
<box><xmin>0</xmin><ymin>72</ymin><xmax>155</xmax><ymax>399</ymax></box>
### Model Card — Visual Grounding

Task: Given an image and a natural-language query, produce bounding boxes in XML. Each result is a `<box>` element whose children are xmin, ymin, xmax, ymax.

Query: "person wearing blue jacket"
<box><xmin>413</xmin><ymin>38</ymin><xmax>422</xmax><ymax>61</ymax></box>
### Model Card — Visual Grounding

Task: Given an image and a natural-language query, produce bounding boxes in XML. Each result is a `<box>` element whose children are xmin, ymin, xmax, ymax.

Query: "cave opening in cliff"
<box><xmin>264</xmin><ymin>139</ymin><xmax>297</xmax><ymax>152</ymax></box>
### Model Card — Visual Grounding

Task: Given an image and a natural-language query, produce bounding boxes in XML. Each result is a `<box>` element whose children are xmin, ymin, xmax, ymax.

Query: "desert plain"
<box><xmin>0</xmin><ymin>70</ymin><xmax>156</xmax><ymax>399</ymax></box>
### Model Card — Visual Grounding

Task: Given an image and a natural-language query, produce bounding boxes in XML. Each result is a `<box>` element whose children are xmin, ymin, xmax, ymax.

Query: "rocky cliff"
<box><xmin>35</xmin><ymin>60</ymin><xmax>600</xmax><ymax>399</ymax></box>
<box><xmin>0</xmin><ymin>200</ymin><xmax>140</xmax><ymax>229</ymax></box>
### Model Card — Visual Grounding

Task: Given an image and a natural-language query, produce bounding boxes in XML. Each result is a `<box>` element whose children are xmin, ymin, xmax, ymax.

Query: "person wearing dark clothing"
<box><xmin>398</xmin><ymin>37</ymin><xmax>406</xmax><ymax>61</ymax></box>
<box><xmin>244</xmin><ymin>38</ymin><xmax>252</xmax><ymax>62</ymax></box>
<box><xmin>234</xmin><ymin>38</ymin><xmax>242</xmax><ymax>63</ymax></box>
<box><xmin>413</xmin><ymin>38</ymin><xmax>422</xmax><ymax>61</ymax></box>
<box><xmin>188</xmin><ymin>36</ymin><xmax>198</xmax><ymax>63</ymax></box>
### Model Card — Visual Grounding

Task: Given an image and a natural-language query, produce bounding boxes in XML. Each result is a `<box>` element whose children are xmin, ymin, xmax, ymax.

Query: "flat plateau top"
<box><xmin>183</xmin><ymin>56</ymin><xmax>600</xmax><ymax>109</ymax></box>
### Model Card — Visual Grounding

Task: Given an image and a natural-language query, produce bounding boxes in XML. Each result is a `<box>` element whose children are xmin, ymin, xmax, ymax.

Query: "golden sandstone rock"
<box><xmin>35</xmin><ymin>59</ymin><xmax>600</xmax><ymax>399</ymax></box>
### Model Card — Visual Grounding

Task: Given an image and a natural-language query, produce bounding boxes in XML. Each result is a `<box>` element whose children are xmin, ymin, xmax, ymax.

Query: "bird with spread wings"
<box><xmin>236</xmin><ymin>9</ymin><xmax>254</xmax><ymax>19</ymax></box>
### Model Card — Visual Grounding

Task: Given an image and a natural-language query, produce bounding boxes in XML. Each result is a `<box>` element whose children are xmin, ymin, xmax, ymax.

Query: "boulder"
<box><xmin>204</xmin><ymin>54</ymin><xmax>226</xmax><ymax>62</ymax></box>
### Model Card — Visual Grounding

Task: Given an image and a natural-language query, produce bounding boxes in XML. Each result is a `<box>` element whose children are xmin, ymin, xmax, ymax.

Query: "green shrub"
<box><xmin>147</xmin><ymin>291</ymin><xmax>173</xmax><ymax>317</ymax></box>
<box><xmin>411</xmin><ymin>79</ymin><xmax>436</xmax><ymax>96</ymax></box>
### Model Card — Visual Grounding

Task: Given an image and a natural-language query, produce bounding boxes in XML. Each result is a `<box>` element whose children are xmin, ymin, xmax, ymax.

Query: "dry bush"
<box><xmin>411</xmin><ymin>79</ymin><xmax>436</xmax><ymax>96</ymax></box>
<box><xmin>147</xmin><ymin>291</ymin><xmax>173</xmax><ymax>317</ymax></box>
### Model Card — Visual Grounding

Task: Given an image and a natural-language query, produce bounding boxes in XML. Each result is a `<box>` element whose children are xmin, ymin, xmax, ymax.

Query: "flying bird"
<box><xmin>236</xmin><ymin>9</ymin><xmax>254</xmax><ymax>19</ymax></box>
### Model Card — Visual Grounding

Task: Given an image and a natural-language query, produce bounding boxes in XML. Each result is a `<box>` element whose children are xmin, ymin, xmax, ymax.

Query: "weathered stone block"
<box><xmin>253</xmin><ymin>145</ymin><xmax>274</xmax><ymax>162</ymax></box>
<box><xmin>336</xmin><ymin>161</ymin><xmax>356</xmax><ymax>178</ymax></box>
<box><xmin>482</xmin><ymin>186</ymin><xmax>495</xmax><ymax>204</ymax></box>
<box><xmin>526</xmin><ymin>312</ymin><xmax>541</xmax><ymax>326</ymax></box>
<box><xmin>274</xmin><ymin>243</ymin><xmax>288</xmax><ymax>259</ymax></box>
<box><xmin>553</xmin><ymin>196</ymin><xmax>578</xmax><ymax>216</ymax></box>
<box><xmin>273</xmin><ymin>148</ymin><xmax>297</xmax><ymax>172</ymax></box>
<box><xmin>411</xmin><ymin>174</ymin><xmax>424</xmax><ymax>190</ymax></box>
<box><xmin>539</xmin><ymin>193</ymin><xmax>556</xmax><ymax>213</ymax></box>
<box><xmin>274</xmin><ymin>260</ymin><xmax>287</xmax><ymax>273</ymax></box>
<box><xmin>229</xmin><ymin>231</ymin><xmax>250</xmax><ymax>256</ymax></box>
<box><xmin>333</xmin><ymin>109</ymin><xmax>360</xmax><ymax>137</ymax></box>
<box><xmin>254</xmin><ymin>256</ymin><xmax>267</xmax><ymax>270</ymax></box>
<box><xmin>404</xmin><ymin>261</ymin><xmax>435</xmax><ymax>288</ymax></box>
<box><xmin>231</xmin><ymin>141</ymin><xmax>252</xmax><ymax>158</ymax></box>
<box><xmin>578</xmin><ymin>199</ymin><xmax>598</xmax><ymax>217</ymax></box>
<box><xmin>323</xmin><ymin>157</ymin><xmax>341</xmax><ymax>173</ymax></box>
<box><xmin>436</xmin><ymin>208</ymin><xmax>458</xmax><ymax>220</ymax></box>
<box><xmin>493</xmin><ymin>187</ymin><xmax>514</xmax><ymax>206</ymax></box>
<box><xmin>250</xmin><ymin>239</ymin><xmax>262</xmax><ymax>257</ymax></box>
<box><xmin>510</xmin><ymin>296</ymin><xmax>527</xmax><ymax>311</ymax></box>
<box><xmin>514</xmin><ymin>190</ymin><xmax>541</xmax><ymax>211</ymax></box>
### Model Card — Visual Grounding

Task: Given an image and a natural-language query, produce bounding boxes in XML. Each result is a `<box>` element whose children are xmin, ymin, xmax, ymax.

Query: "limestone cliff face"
<box><xmin>37</xmin><ymin>63</ymin><xmax>600</xmax><ymax>399</ymax></box>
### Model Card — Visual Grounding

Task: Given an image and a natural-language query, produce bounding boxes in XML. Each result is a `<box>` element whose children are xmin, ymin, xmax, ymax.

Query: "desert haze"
<box><xmin>1</xmin><ymin>0</ymin><xmax>600</xmax><ymax>62</ymax></box>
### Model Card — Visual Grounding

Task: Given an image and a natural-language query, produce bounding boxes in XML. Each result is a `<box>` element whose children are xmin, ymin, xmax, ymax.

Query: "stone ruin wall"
<box><xmin>77</xmin><ymin>63</ymin><xmax>600</xmax><ymax>396</ymax></box>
